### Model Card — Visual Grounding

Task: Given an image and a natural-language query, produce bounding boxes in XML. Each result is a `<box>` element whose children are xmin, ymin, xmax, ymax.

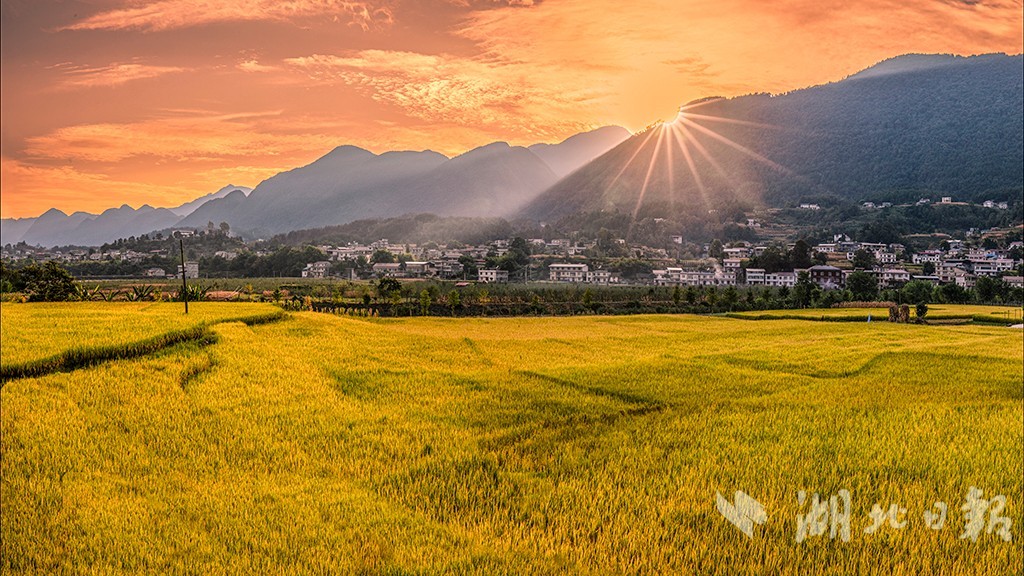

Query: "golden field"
<box><xmin>1</xmin><ymin>303</ymin><xmax>1022</xmax><ymax>574</ymax></box>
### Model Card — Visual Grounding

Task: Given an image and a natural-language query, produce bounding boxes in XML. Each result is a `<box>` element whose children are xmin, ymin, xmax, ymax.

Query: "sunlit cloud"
<box><xmin>237</xmin><ymin>59</ymin><xmax>279</xmax><ymax>73</ymax></box>
<box><xmin>23</xmin><ymin>111</ymin><xmax>337</xmax><ymax>163</ymax></box>
<box><xmin>458</xmin><ymin>0</ymin><xmax>1024</xmax><ymax>124</ymax></box>
<box><xmin>282</xmin><ymin>50</ymin><xmax>603</xmax><ymax>138</ymax></box>
<box><xmin>0</xmin><ymin>156</ymin><xmax>204</xmax><ymax>216</ymax></box>
<box><xmin>63</xmin><ymin>0</ymin><xmax>394</xmax><ymax>32</ymax></box>
<box><xmin>52</xmin><ymin>61</ymin><xmax>185</xmax><ymax>89</ymax></box>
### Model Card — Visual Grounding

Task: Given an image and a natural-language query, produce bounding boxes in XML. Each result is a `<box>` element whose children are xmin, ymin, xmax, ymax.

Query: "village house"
<box><xmin>583</xmin><ymin>269</ymin><xmax>611</xmax><ymax>284</ymax></box>
<box><xmin>478</xmin><ymin>269</ymin><xmax>509</xmax><ymax>283</ymax></box>
<box><xmin>912</xmin><ymin>250</ymin><xmax>942</xmax><ymax>264</ymax></box>
<box><xmin>549</xmin><ymin>263</ymin><xmax>589</xmax><ymax>283</ymax></box>
<box><xmin>371</xmin><ymin>262</ymin><xmax>402</xmax><ymax>277</ymax></box>
<box><xmin>808</xmin><ymin>265</ymin><xmax>844</xmax><ymax>289</ymax></box>
<box><xmin>744</xmin><ymin>268</ymin><xmax>766</xmax><ymax>285</ymax></box>
<box><xmin>763</xmin><ymin>271</ymin><xmax>798</xmax><ymax>287</ymax></box>
<box><xmin>404</xmin><ymin>261</ymin><xmax>435</xmax><ymax>277</ymax></box>
<box><xmin>177</xmin><ymin>261</ymin><xmax>199</xmax><ymax>279</ymax></box>
<box><xmin>653</xmin><ymin>268</ymin><xmax>735</xmax><ymax>287</ymax></box>
<box><xmin>873</xmin><ymin>268</ymin><xmax>911</xmax><ymax>288</ymax></box>
<box><xmin>301</xmin><ymin>261</ymin><xmax>331</xmax><ymax>279</ymax></box>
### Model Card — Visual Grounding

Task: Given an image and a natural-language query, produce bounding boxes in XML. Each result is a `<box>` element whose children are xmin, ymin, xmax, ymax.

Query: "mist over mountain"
<box><xmin>2</xmin><ymin>186</ymin><xmax>251</xmax><ymax>247</ymax></box>
<box><xmin>181</xmin><ymin>127</ymin><xmax>628</xmax><ymax>236</ymax></box>
<box><xmin>521</xmin><ymin>53</ymin><xmax>1023</xmax><ymax>221</ymax></box>
<box><xmin>3</xmin><ymin>126</ymin><xmax>625</xmax><ymax>247</ymax></box>
<box><xmin>529</xmin><ymin>126</ymin><xmax>631</xmax><ymax>178</ymax></box>
<box><xmin>169</xmin><ymin>184</ymin><xmax>252</xmax><ymax>217</ymax></box>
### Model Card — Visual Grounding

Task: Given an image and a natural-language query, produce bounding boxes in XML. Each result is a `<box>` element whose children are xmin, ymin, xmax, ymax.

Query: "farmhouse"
<box><xmin>549</xmin><ymin>263</ymin><xmax>589</xmax><ymax>283</ymax></box>
<box><xmin>301</xmin><ymin>261</ymin><xmax>331</xmax><ymax>279</ymax></box>
<box><xmin>478</xmin><ymin>269</ymin><xmax>509</xmax><ymax>283</ymax></box>
<box><xmin>808</xmin><ymin>265</ymin><xmax>844</xmax><ymax>289</ymax></box>
<box><xmin>372</xmin><ymin>263</ymin><xmax>402</xmax><ymax>277</ymax></box>
<box><xmin>177</xmin><ymin>261</ymin><xmax>199</xmax><ymax>279</ymax></box>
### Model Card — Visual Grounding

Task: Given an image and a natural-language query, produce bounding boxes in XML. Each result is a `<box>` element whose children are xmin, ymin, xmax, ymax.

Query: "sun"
<box><xmin>664</xmin><ymin>108</ymin><xmax>687</xmax><ymax>126</ymax></box>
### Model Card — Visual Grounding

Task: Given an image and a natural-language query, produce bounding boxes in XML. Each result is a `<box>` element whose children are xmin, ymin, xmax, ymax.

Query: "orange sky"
<box><xmin>1</xmin><ymin>0</ymin><xmax>1021</xmax><ymax>218</ymax></box>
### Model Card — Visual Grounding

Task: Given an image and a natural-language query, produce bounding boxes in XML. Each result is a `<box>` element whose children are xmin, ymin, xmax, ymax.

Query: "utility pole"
<box><xmin>179</xmin><ymin>237</ymin><xmax>189</xmax><ymax>314</ymax></box>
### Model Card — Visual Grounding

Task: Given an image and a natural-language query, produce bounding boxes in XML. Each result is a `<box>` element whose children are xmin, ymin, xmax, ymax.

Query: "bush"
<box><xmin>18</xmin><ymin>262</ymin><xmax>81</xmax><ymax>302</ymax></box>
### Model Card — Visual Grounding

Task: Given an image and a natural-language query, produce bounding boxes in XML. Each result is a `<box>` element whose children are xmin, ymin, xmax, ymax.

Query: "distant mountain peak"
<box><xmin>39</xmin><ymin>207</ymin><xmax>68</xmax><ymax>218</ymax></box>
<box><xmin>846</xmin><ymin>53</ymin><xmax>985</xmax><ymax>81</ymax></box>
<box><xmin>321</xmin><ymin>145</ymin><xmax>375</xmax><ymax>160</ymax></box>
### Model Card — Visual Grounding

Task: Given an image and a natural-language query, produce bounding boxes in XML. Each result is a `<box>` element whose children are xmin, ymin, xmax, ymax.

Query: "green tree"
<box><xmin>371</xmin><ymin>249</ymin><xmax>395</xmax><ymax>264</ymax></box>
<box><xmin>685</xmin><ymin>286</ymin><xmax>697</xmax><ymax>305</ymax></box>
<box><xmin>846</xmin><ymin>271</ymin><xmax>879</xmax><ymax>301</ymax></box>
<box><xmin>457</xmin><ymin>255</ymin><xmax>478</xmax><ymax>278</ymax></box>
<box><xmin>939</xmin><ymin>283</ymin><xmax>971</xmax><ymax>304</ymax></box>
<box><xmin>921</xmin><ymin>261</ymin><xmax>936</xmax><ymax>276</ymax></box>
<box><xmin>974</xmin><ymin>275</ymin><xmax>1002</xmax><ymax>303</ymax></box>
<box><xmin>851</xmin><ymin>249</ymin><xmax>877</xmax><ymax>270</ymax></box>
<box><xmin>708</xmin><ymin>239</ymin><xmax>724</xmax><ymax>260</ymax></box>
<box><xmin>704</xmin><ymin>286</ymin><xmax>719</xmax><ymax>308</ymax></box>
<box><xmin>581</xmin><ymin>287</ymin><xmax>594</xmax><ymax>307</ymax></box>
<box><xmin>419</xmin><ymin>289</ymin><xmax>432</xmax><ymax>315</ymax></box>
<box><xmin>721</xmin><ymin>286</ymin><xmax>739</xmax><ymax>310</ymax></box>
<box><xmin>901</xmin><ymin>280</ymin><xmax>934</xmax><ymax>305</ymax></box>
<box><xmin>20</xmin><ymin>261</ymin><xmax>80</xmax><ymax>302</ymax></box>
<box><xmin>377</xmin><ymin>277</ymin><xmax>402</xmax><ymax>300</ymax></box>
<box><xmin>752</xmin><ymin>245</ymin><xmax>789</xmax><ymax>273</ymax></box>
<box><xmin>791</xmin><ymin>239</ymin><xmax>813</xmax><ymax>269</ymax></box>
<box><xmin>791</xmin><ymin>272</ymin><xmax>819</xmax><ymax>308</ymax></box>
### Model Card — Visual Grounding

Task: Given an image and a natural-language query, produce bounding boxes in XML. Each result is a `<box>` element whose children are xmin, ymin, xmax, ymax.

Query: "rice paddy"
<box><xmin>1</xmin><ymin>303</ymin><xmax>1021</xmax><ymax>574</ymax></box>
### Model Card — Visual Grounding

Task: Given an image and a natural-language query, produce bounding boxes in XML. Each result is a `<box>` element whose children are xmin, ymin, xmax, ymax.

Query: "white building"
<box><xmin>372</xmin><ymin>262</ymin><xmax>402</xmax><ymax>277</ymax></box>
<box><xmin>874</xmin><ymin>268</ymin><xmax>911</xmax><ymax>287</ymax></box>
<box><xmin>744</xmin><ymin>268</ymin><xmax>766</xmax><ymax>285</ymax></box>
<box><xmin>301</xmin><ymin>261</ymin><xmax>331</xmax><ymax>279</ymax></box>
<box><xmin>653</xmin><ymin>268</ymin><xmax>735</xmax><ymax>286</ymax></box>
<box><xmin>478</xmin><ymin>269</ymin><xmax>509</xmax><ymax>283</ymax></box>
<box><xmin>969</xmin><ymin>259</ymin><xmax>1016</xmax><ymax>277</ymax></box>
<box><xmin>912</xmin><ymin>251</ymin><xmax>942</xmax><ymax>264</ymax></box>
<box><xmin>177</xmin><ymin>261</ymin><xmax>199</xmax><ymax>279</ymax></box>
<box><xmin>875</xmin><ymin>251</ymin><xmax>898</xmax><ymax>264</ymax></box>
<box><xmin>404</xmin><ymin>261</ymin><xmax>435</xmax><ymax>277</ymax></box>
<box><xmin>723</xmin><ymin>258</ymin><xmax>743</xmax><ymax>274</ymax></box>
<box><xmin>763</xmin><ymin>271</ymin><xmax>798</xmax><ymax>287</ymax></box>
<box><xmin>549</xmin><ymin>263</ymin><xmax>589</xmax><ymax>282</ymax></box>
<box><xmin>586</xmin><ymin>269</ymin><xmax>618</xmax><ymax>284</ymax></box>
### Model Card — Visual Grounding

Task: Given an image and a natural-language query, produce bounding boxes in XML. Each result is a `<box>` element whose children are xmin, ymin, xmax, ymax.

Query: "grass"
<box><xmin>1</xmin><ymin>307</ymin><xmax>1021</xmax><ymax>574</ymax></box>
<box><xmin>0</xmin><ymin>302</ymin><xmax>283</xmax><ymax>381</ymax></box>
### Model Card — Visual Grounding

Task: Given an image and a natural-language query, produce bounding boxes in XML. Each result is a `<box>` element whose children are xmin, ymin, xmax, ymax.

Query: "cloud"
<box><xmin>23</xmin><ymin>110</ymin><xmax>338</xmax><ymax>163</ymax></box>
<box><xmin>51</xmin><ymin>61</ymin><xmax>185</xmax><ymax>89</ymax></box>
<box><xmin>63</xmin><ymin>0</ymin><xmax>393</xmax><ymax>32</ymax></box>
<box><xmin>237</xmin><ymin>59</ymin><xmax>279</xmax><ymax>73</ymax></box>
<box><xmin>282</xmin><ymin>50</ymin><xmax>605</xmax><ymax>138</ymax></box>
<box><xmin>0</xmin><ymin>156</ymin><xmax>202</xmax><ymax>217</ymax></box>
<box><xmin>454</xmin><ymin>0</ymin><xmax>1024</xmax><ymax>125</ymax></box>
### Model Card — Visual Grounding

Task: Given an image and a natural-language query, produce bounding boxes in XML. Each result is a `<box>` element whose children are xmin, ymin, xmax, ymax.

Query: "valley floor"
<box><xmin>1</xmin><ymin>304</ymin><xmax>1022</xmax><ymax>574</ymax></box>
